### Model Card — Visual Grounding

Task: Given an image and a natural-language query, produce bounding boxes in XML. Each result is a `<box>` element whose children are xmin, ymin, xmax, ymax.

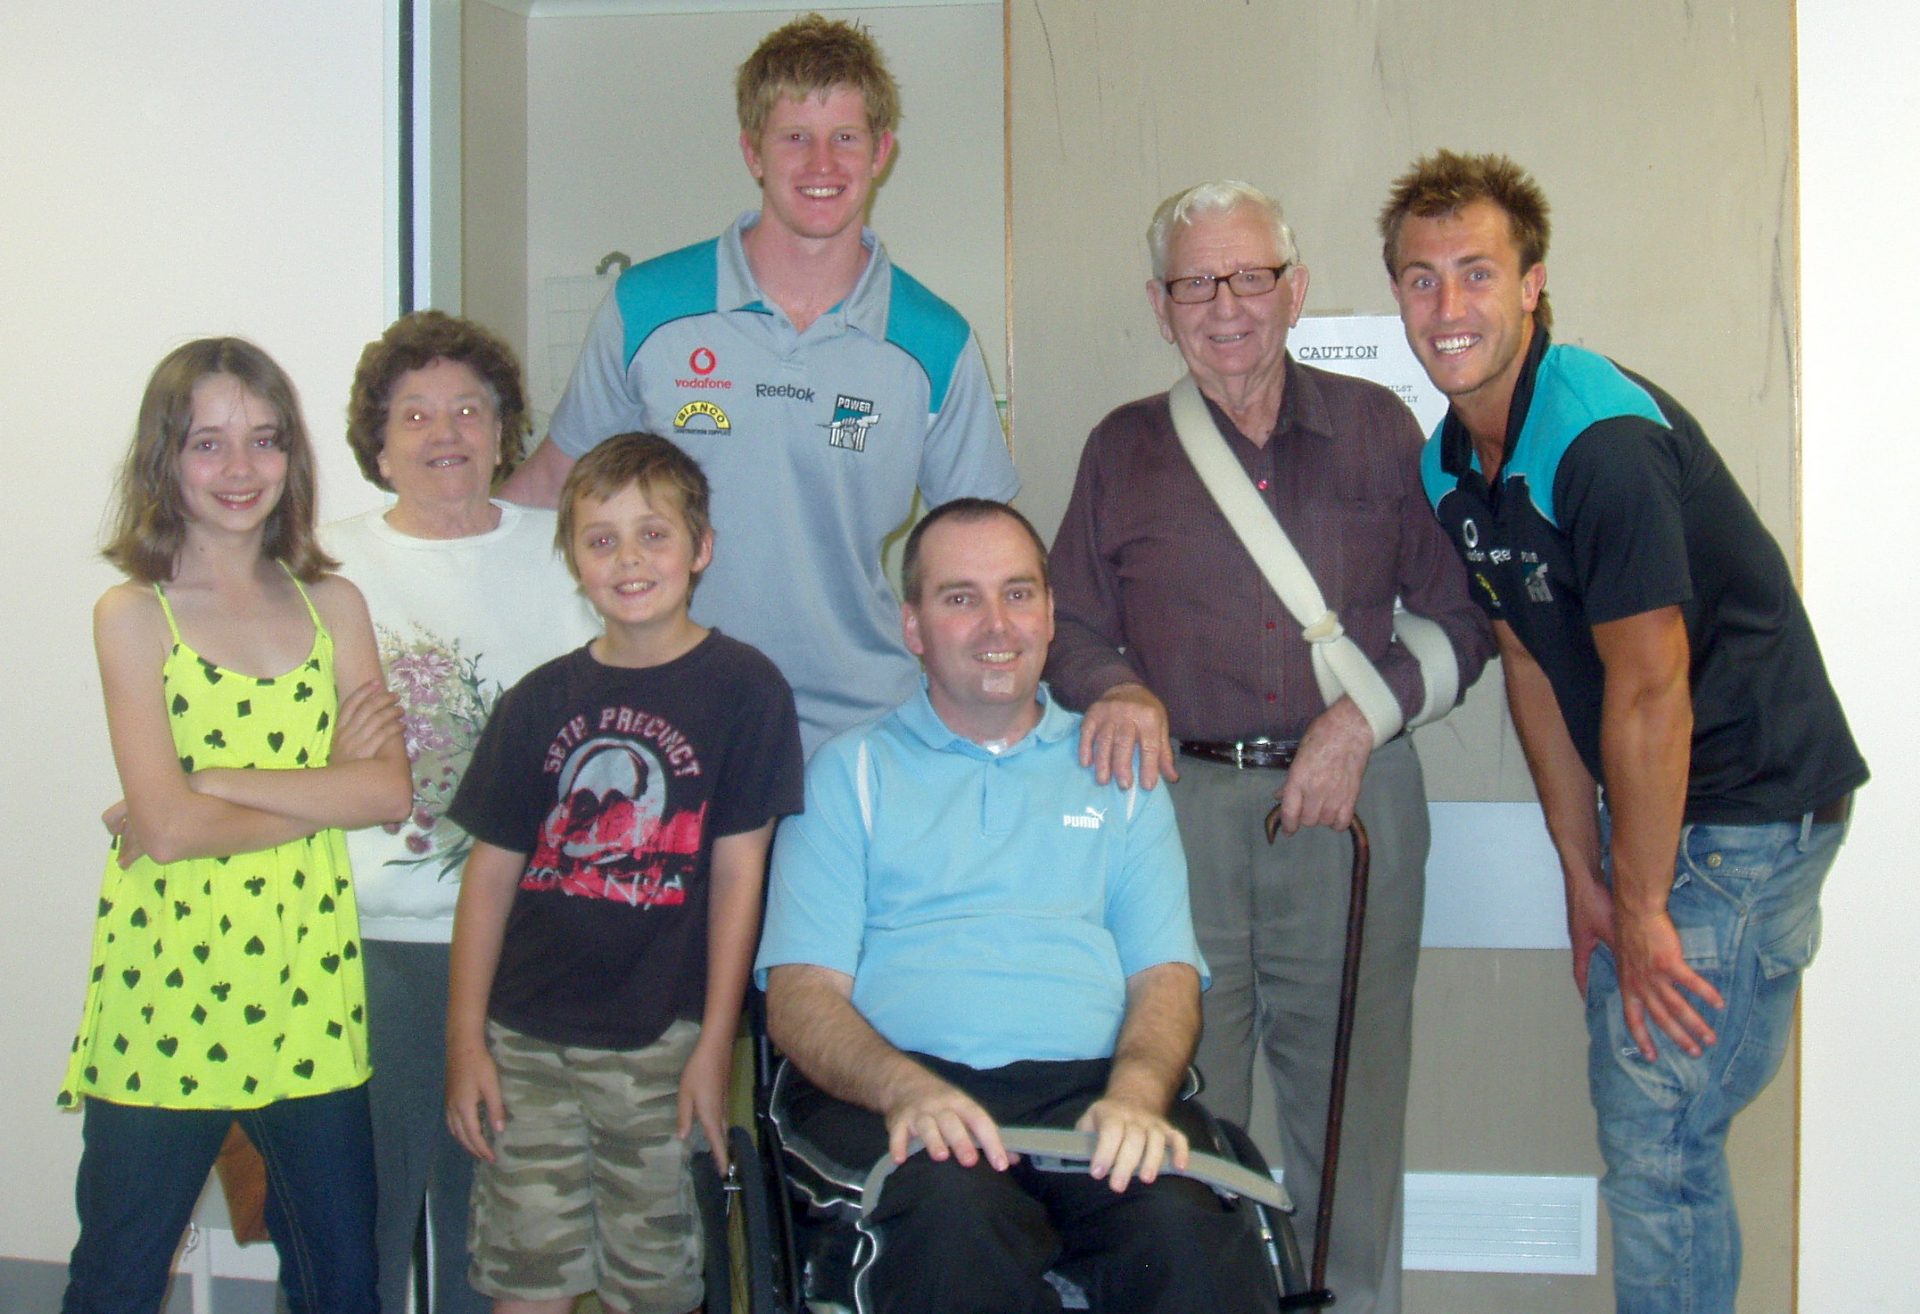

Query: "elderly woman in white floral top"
<box><xmin>322</xmin><ymin>312</ymin><xmax>599</xmax><ymax>1314</ymax></box>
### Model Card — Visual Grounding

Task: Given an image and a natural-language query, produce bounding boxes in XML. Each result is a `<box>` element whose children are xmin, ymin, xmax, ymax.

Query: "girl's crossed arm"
<box><xmin>180</xmin><ymin>576</ymin><xmax>411</xmax><ymax>832</ymax></box>
<box><xmin>100</xmin><ymin>585</ymin><xmax>339</xmax><ymax>866</ymax></box>
<box><xmin>99</xmin><ymin>578</ymin><xmax>410</xmax><ymax>867</ymax></box>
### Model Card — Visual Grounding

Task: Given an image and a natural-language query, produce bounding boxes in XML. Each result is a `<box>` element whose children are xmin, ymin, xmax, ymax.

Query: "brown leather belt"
<box><xmin>1179</xmin><ymin>738</ymin><xmax>1300</xmax><ymax>770</ymax></box>
<box><xmin>1811</xmin><ymin>792</ymin><xmax>1852</xmax><ymax>825</ymax></box>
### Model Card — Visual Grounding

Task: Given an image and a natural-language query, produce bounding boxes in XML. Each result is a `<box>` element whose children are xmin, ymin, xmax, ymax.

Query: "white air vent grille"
<box><xmin>1402</xmin><ymin>1172</ymin><xmax>1599</xmax><ymax>1274</ymax></box>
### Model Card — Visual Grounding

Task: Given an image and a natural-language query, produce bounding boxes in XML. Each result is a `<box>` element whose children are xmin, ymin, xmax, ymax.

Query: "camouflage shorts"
<box><xmin>469</xmin><ymin>1019</ymin><xmax>704</xmax><ymax>1312</ymax></box>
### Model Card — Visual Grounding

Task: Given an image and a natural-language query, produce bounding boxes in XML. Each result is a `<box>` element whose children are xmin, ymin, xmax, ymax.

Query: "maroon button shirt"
<box><xmin>1045</xmin><ymin>359</ymin><xmax>1493</xmax><ymax>743</ymax></box>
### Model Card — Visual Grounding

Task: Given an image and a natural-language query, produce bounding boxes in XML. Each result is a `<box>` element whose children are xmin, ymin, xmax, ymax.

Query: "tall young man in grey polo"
<box><xmin>1045</xmin><ymin>181</ymin><xmax>1493</xmax><ymax>1314</ymax></box>
<box><xmin>1381</xmin><ymin>150</ymin><xmax>1867</xmax><ymax>1314</ymax></box>
<box><xmin>503</xmin><ymin>16</ymin><xmax>1016</xmax><ymax>754</ymax></box>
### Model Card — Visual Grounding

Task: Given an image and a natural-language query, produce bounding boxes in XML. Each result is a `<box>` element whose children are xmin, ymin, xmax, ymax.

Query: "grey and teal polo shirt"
<box><xmin>549</xmin><ymin>214</ymin><xmax>1019</xmax><ymax>754</ymax></box>
<box><xmin>1420</xmin><ymin>333</ymin><xmax>1865</xmax><ymax>824</ymax></box>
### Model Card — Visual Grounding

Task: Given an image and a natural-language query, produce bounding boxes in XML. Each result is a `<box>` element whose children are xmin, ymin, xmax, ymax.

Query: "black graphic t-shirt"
<box><xmin>450</xmin><ymin>632</ymin><xmax>803</xmax><ymax>1049</ymax></box>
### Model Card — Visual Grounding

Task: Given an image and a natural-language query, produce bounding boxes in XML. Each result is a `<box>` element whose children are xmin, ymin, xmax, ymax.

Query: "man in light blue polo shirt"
<box><xmin>756</xmin><ymin>499</ymin><xmax>1271</xmax><ymax>1314</ymax></box>
<box><xmin>502</xmin><ymin>16</ymin><xmax>1017</xmax><ymax>754</ymax></box>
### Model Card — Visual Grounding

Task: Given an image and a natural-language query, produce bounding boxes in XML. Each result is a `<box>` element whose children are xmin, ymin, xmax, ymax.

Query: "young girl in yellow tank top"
<box><xmin>59</xmin><ymin>339</ymin><xmax>411</xmax><ymax>1314</ymax></box>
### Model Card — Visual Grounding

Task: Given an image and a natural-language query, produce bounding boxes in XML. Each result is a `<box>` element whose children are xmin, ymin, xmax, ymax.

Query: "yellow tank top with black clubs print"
<box><xmin>60</xmin><ymin>577</ymin><xmax>371</xmax><ymax>1110</ymax></box>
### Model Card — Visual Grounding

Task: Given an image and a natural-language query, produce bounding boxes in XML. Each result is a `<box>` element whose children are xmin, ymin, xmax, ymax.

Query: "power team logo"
<box><xmin>675</xmin><ymin>346</ymin><xmax>733</xmax><ymax>391</ymax></box>
<box><xmin>674</xmin><ymin>400</ymin><xmax>730</xmax><ymax>433</ymax></box>
<box><xmin>826</xmin><ymin>394</ymin><xmax>879</xmax><ymax>452</ymax></box>
<box><xmin>1524</xmin><ymin>562</ymin><xmax>1554</xmax><ymax>603</ymax></box>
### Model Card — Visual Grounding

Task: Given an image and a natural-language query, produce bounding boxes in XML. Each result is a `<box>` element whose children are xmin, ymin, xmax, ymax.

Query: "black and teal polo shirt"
<box><xmin>1421</xmin><ymin>332</ymin><xmax>1865</xmax><ymax>823</ymax></box>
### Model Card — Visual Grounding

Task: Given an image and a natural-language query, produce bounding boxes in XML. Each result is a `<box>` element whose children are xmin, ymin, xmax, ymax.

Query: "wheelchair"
<box><xmin>696</xmin><ymin>808</ymin><xmax>1372</xmax><ymax>1312</ymax></box>
<box><xmin>689</xmin><ymin>1014</ymin><xmax>1328</xmax><ymax>1314</ymax></box>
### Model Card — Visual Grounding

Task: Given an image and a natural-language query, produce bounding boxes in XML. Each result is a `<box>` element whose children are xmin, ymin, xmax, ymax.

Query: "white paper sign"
<box><xmin>1288</xmin><ymin>314</ymin><xmax>1448</xmax><ymax>436</ymax></box>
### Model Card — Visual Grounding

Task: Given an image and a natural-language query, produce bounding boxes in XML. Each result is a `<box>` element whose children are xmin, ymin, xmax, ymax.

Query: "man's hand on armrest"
<box><xmin>1076</xmin><ymin>1094</ymin><xmax>1185</xmax><ymax>1193</ymax></box>
<box><xmin>882</xmin><ymin>1068</ymin><xmax>1009</xmax><ymax>1171</ymax></box>
<box><xmin>765</xmin><ymin>963</ymin><xmax>1011</xmax><ymax>1170</ymax></box>
<box><xmin>1080</xmin><ymin>961</ymin><xmax>1201</xmax><ymax>1191</ymax></box>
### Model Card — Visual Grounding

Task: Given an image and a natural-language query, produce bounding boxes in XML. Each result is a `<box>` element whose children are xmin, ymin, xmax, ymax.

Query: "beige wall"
<box><xmin>1007</xmin><ymin>2</ymin><xmax>1797</xmax><ymax>1309</ymax></box>
<box><xmin>0</xmin><ymin>0</ymin><xmax>391</xmax><ymax>1265</ymax></box>
<box><xmin>464</xmin><ymin>0</ymin><xmax>532</xmax><ymax>369</ymax></box>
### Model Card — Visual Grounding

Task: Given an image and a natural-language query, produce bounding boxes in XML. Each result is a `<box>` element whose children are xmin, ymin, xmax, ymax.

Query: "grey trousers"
<box><xmin>1170</xmin><ymin>734</ymin><xmax>1428</xmax><ymax>1314</ymax></box>
<box><xmin>364</xmin><ymin>939</ymin><xmax>489</xmax><ymax>1314</ymax></box>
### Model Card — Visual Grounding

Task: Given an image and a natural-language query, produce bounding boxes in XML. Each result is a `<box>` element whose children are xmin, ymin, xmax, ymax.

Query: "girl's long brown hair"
<box><xmin>103</xmin><ymin>338</ymin><xmax>336</xmax><ymax>583</ymax></box>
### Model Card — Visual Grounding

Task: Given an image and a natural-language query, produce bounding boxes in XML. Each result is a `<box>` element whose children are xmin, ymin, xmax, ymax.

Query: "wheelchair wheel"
<box><xmin>728</xmin><ymin>1125</ymin><xmax>786</xmax><ymax>1313</ymax></box>
<box><xmin>690</xmin><ymin>1146</ymin><xmax>732</xmax><ymax>1314</ymax></box>
<box><xmin>1213</xmin><ymin>1118</ymin><xmax>1314</xmax><ymax>1306</ymax></box>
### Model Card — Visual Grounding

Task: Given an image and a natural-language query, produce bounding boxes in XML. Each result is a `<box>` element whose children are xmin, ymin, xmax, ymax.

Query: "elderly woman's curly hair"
<box><xmin>345</xmin><ymin>310</ymin><xmax>531</xmax><ymax>491</ymax></box>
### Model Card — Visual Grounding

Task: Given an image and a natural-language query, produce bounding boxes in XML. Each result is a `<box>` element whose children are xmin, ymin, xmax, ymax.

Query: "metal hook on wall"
<box><xmin>596</xmin><ymin>251</ymin><xmax>632</xmax><ymax>277</ymax></box>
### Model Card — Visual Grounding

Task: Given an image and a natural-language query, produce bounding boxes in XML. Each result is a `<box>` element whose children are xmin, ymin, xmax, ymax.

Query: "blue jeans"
<box><xmin>63</xmin><ymin>1084</ymin><xmax>378</xmax><ymax>1314</ymax></box>
<box><xmin>1586</xmin><ymin>814</ymin><xmax>1842</xmax><ymax>1314</ymax></box>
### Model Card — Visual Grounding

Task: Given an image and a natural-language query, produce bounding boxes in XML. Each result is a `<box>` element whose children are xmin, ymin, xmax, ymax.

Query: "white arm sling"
<box><xmin>1165</xmin><ymin>374</ymin><xmax>1459</xmax><ymax>748</ymax></box>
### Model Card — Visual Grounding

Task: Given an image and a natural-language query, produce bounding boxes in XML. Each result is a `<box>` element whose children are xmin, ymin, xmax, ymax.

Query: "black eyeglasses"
<box><xmin>1161</xmin><ymin>265</ymin><xmax>1291</xmax><ymax>305</ymax></box>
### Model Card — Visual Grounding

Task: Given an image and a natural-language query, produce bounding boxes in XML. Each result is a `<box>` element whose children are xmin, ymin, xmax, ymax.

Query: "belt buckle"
<box><xmin>1233</xmin><ymin>741</ymin><xmax>1247</xmax><ymax>770</ymax></box>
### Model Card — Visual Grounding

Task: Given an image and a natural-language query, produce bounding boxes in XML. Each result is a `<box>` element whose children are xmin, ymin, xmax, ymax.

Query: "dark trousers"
<box><xmin>783</xmin><ymin>1055</ymin><xmax>1277</xmax><ymax>1314</ymax></box>
<box><xmin>63</xmin><ymin>1084</ymin><xmax>378</xmax><ymax>1314</ymax></box>
<box><xmin>364</xmin><ymin>940</ymin><xmax>485</xmax><ymax>1314</ymax></box>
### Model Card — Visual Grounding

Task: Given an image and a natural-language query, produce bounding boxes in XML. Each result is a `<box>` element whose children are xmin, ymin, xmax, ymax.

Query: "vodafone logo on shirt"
<box><xmin>676</xmin><ymin>346</ymin><xmax>732</xmax><ymax>390</ymax></box>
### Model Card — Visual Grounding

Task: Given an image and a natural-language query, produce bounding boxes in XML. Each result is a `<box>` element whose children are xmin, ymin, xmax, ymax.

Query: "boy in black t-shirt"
<box><xmin>445</xmin><ymin>433</ymin><xmax>803</xmax><ymax>1314</ymax></box>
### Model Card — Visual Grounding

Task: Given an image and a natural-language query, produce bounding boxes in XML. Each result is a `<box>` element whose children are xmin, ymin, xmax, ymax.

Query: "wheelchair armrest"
<box><xmin>859</xmin><ymin>1125</ymin><xmax>1291</xmax><ymax>1216</ymax></box>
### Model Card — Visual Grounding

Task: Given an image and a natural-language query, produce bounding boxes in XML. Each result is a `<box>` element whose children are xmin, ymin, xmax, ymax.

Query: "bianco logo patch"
<box><xmin>1062</xmin><ymin>805</ymin><xmax>1107</xmax><ymax>831</ymax></box>
<box><xmin>674</xmin><ymin>400</ymin><xmax>730</xmax><ymax>433</ymax></box>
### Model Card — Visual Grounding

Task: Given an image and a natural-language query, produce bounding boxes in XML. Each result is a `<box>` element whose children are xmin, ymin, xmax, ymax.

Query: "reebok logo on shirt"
<box><xmin>756</xmin><ymin>383</ymin><xmax>815</xmax><ymax>403</ymax></box>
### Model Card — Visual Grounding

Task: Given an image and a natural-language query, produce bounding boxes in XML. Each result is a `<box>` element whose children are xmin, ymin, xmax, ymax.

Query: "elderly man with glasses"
<box><xmin>1045</xmin><ymin>180</ymin><xmax>1493</xmax><ymax>1314</ymax></box>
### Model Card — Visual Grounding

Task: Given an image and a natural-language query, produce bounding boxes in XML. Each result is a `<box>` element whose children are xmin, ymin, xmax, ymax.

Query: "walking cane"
<box><xmin>1265</xmin><ymin>799</ymin><xmax>1371</xmax><ymax>1310</ymax></box>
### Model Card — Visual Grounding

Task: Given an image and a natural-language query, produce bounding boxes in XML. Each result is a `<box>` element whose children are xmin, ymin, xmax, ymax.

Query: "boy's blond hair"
<box><xmin>555</xmin><ymin>433</ymin><xmax>713</xmax><ymax>583</ymax></box>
